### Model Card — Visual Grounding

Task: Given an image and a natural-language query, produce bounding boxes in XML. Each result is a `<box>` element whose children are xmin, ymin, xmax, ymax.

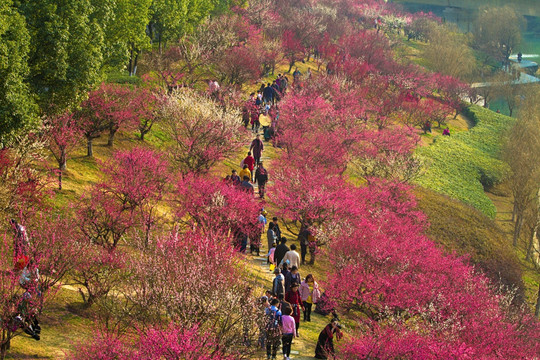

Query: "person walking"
<box><xmin>263</xmin><ymin>83</ymin><xmax>275</xmax><ymax>106</ymax></box>
<box><xmin>240</xmin><ymin>176</ymin><xmax>254</xmax><ymax>194</ymax></box>
<box><xmin>281</xmin><ymin>306</ymin><xmax>296</xmax><ymax>360</ymax></box>
<box><xmin>272</xmin><ymin>268</ymin><xmax>285</xmax><ymax>297</ymax></box>
<box><xmin>299</xmin><ymin>274</ymin><xmax>320</xmax><ymax>322</ymax></box>
<box><xmin>267</xmin><ymin>222</ymin><xmax>278</xmax><ymax>254</ymax></box>
<box><xmin>239</xmin><ymin>165</ymin><xmax>251</xmax><ymax>183</ymax></box>
<box><xmin>250</xmin><ymin>135</ymin><xmax>264</xmax><ymax>165</ymax></box>
<box><xmin>271</xmin><ymin>217</ymin><xmax>282</xmax><ymax>240</ymax></box>
<box><xmin>243</xmin><ymin>152</ymin><xmax>256</xmax><ymax>181</ymax></box>
<box><xmin>282</xmin><ymin>244</ymin><xmax>300</xmax><ymax>269</ymax></box>
<box><xmin>255</xmin><ymin>161</ymin><xmax>269</xmax><ymax>199</ymax></box>
<box><xmin>314</xmin><ymin>318</ymin><xmax>343</xmax><ymax>359</ymax></box>
<box><xmin>259</xmin><ymin>109</ymin><xmax>272</xmax><ymax>138</ymax></box>
<box><xmin>267</xmin><ymin>242</ymin><xmax>277</xmax><ymax>269</ymax></box>
<box><xmin>285</xmin><ymin>266</ymin><xmax>301</xmax><ymax>293</ymax></box>
<box><xmin>265</xmin><ymin>298</ymin><xmax>283</xmax><ymax>360</ymax></box>
<box><xmin>298</xmin><ymin>226</ymin><xmax>310</xmax><ymax>266</ymax></box>
<box><xmin>285</xmin><ymin>282</ymin><xmax>304</xmax><ymax>337</ymax></box>
<box><xmin>274</xmin><ymin>238</ymin><xmax>290</xmax><ymax>268</ymax></box>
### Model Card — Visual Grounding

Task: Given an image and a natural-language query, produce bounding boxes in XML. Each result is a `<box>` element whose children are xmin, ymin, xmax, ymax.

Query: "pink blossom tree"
<box><xmin>174</xmin><ymin>175</ymin><xmax>261</xmax><ymax>238</ymax></box>
<box><xmin>116</xmin><ymin>231</ymin><xmax>260</xmax><ymax>357</ymax></box>
<box><xmin>322</xmin><ymin>180</ymin><xmax>540</xmax><ymax>358</ymax></box>
<box><xmin>44</xmin><ymin>112</ymin><xmax>83</xmax><ymax>189</ymax></box>
<box><xmin>282</xmin><ymin>30</ymin><xmax>306</xmax><ymax>73</ymax></box>
<box><xmin>78</xmin><ymin>148</ymin><xmax>169</xmax><ymax>250</ymax></box>
<box><xmin>69</xmin><ymin>324</ymin><xmax>239</xmax><ymax>360</ymax></box>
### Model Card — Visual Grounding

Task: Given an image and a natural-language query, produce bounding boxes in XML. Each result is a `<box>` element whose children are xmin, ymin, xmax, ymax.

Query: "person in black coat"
<box><xmin>274</xmin><ymin>237</ymin><xmax>289</xmax><ymax>267</ymax></box>
<box><xmin>271</xmin><ymin>217</ymin><xmax>282</xmax><ymax>240</ymax></box>
<box><xmin>315</xmin><ymin>318</ymin><xmax>343</xmax><ymax>359</ymax></box>
<box><xmin>255</xmin><ymin>162</ymin><xmax>269</xmax><ymax>199</ymax></box>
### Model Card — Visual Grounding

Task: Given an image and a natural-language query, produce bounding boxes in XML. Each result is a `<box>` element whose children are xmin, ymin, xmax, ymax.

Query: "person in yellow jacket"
<box><xmin>239</xmin><ymin>164</ymin><xmax>251</xmax><ymax>183</ymax></box>
<box><xmin>259</xmin><ymin>109</ymin><xmax>272</xmax><ymax>140</ymax></box>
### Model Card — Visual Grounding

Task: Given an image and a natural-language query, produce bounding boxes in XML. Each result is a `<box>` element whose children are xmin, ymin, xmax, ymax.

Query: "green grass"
<box><xmin>414</xmin><ymin>186</ymin><xmax>524</xmax><ymax>294</ymax></box>
<box><xmin>6</xmin><ymin>287</ymin><xmax>95</xmax><ymax>359</ymax></box>
<box><xmin>415</xmin><ymin>105</ymin><xmax>514</xmax><ymax>218</ymax></box>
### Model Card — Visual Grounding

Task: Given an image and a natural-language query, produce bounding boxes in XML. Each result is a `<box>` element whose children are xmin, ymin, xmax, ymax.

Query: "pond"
<box><xmin>391</xmin><ymin>0</ymin><xmax>540</xmax><ymax>115</ymax></box>
<box><xmin>392</xmin><ymin>1</ymin><xmax>540</xmax><ymax>61</ymax></box>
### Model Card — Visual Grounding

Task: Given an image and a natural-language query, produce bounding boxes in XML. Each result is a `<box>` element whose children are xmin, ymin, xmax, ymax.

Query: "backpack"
<box><xmin>265</xmin><ymin>308</ymin><xmax>282</xmax><ymax>339</ymax></box>
<box><xmin>273</xmin><ymin>276</ymin><xmax>284</xmax><ymax>296</ymax></box>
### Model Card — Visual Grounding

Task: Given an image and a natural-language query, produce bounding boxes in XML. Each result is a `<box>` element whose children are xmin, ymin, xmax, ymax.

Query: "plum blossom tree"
<box><xmin>69</xmin><ymin>324</ymin><xmax>239</xmax><ymax>360</ymax></box>
<box><xmin>349</xmin><ymin>127</ymin><xmax>422</xmax><ymax>183</ymax></box>
<box><xmin>78</xmin><ymin>148</ymin><xmax>169</xmax><ymax>250</ymax></box>
<box><xmin>159</xmin><ymin>90</ymin><xmax>245</xmax><ymax>175</ymax></box>
<box><xmin>174</xmin><ymin>175</ymin><xmax>260</xmax><ymax>237</ymax></box>
<box><xmin>115</xmin><ymin>231</ymin><xmax>260</xmax><ymax>357</ymax></box>
<box><xmin>282</xmin><ymin>30</ymin><xmax>305</xmax><ymax>73</ymax></box>
<box><xmin>44</xmin><ymin>112</ymin><xmax>83</xmax><ymax>189</ymax></box>
<box><xmin>322</xmin><ymin>180</ymin><xmax>540</xmax><ymax>358</ymax></box>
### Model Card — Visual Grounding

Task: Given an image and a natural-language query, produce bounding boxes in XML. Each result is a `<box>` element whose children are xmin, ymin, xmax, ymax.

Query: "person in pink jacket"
<box><xmin>299</xmin><ymin>274</ymin><xmax>321</xmax><ymax>322</ymax></box>
<box><xmin>281</xmin><ymin>306</ymin><xmax>296</xmax><ymax>360</ymax></box>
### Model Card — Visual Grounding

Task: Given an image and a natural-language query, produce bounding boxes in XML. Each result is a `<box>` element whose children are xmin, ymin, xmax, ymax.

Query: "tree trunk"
<box><xmin>513</xmin><ymin>214</ymin><xmax>523</xmax><ymax>247</ymax></box>
<box><xmin>107</xmin><ymin>129</ymin><xmax>116</xmax><ymax>147</ymax></box>
<box><xmin>526</xmin><ymin>229</ymin><xmax>535</xmax><ymax>261</ymax></box>
<box><xmin>132</xmin><ymin>51</ymin><xmax>139</xmax><ymax>76</ymax></box>
<box><xmin>288</xmin><ymin>61</ymin><xmax>294</xmax><ymax>73</ymax></box>
<box><xmin>128</xmin><ymin>47</ymin><xmax>134</xmax><ymax>75</ymax></box>
<box><xmin>0</xmin><ymin>329</ymin><xmax>10</xmax><ymax>360</ymax></box>
<box><xmin>58</xmin><ymin>169</ymin><xmax>63</xmax><ymax>190</ymax></box>
<box><xmin>535</xmin><ymin>282</ymin><xmax>540</xmax><ymax>318</ymax></box>
<box><xmin>87</xmin><ymin>137</ymin><xmax>93</xmax><ymax>157</ymax></box>
<box><xmin>59</xmin><ymin>149</ymin><xmax>67</xmax><ymax>171</ymax></box>
<box><xmin>512</xmin><ymin>202</ymin><xmax>517</xmax><ymax>222</ymax></box>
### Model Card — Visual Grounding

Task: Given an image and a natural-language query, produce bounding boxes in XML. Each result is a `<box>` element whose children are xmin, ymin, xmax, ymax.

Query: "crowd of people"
<box><xmin>260</xmin><ymin>233</ymin><xmax>342</xmax><ymax>360</ymax></box>
<box><xmin>224</xmin><ymin>72</ymin><xmax>345</xmax><ymax>359</ymax></box>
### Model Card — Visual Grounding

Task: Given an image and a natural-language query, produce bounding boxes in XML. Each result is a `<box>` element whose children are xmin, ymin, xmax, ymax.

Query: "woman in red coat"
<box><xmin>285</xmin><ymin>282</ymin><xmax>304</xmax><ymax>336</ymax></box>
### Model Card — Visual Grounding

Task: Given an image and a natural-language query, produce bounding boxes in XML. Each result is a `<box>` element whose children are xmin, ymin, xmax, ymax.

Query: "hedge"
<box><xmin>415</xmin><ymin>105</ymin><xmax>514</xmax><ymax>218</ymax></box>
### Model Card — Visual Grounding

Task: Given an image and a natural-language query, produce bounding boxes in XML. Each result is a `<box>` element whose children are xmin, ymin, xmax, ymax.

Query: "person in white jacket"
<box><xmin>281</xmin><ymin>244</ymin><xmax>300</xmax><ymax>269</ymax></box>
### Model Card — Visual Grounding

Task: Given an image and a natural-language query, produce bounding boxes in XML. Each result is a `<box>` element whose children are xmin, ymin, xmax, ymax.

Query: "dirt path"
<box><xmin>242</xmin><ymin>131</ymin><xmax>331</xmax><ymax>360</ymax></box>
<box><xmin>246</xmin><ymin>254</ymin><xmax>328</xmax><ymax>360</ymax></box>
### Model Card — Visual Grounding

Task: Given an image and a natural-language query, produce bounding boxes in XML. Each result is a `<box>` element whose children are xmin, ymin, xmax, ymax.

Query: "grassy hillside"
<box><xmin>414</xmin><ymin>186</ymin><xmax>524</xmax><ymax>297</ymax></box>
<box><xmin>415</xmin><ymin>105</ymin><xmax>514</xmax><ymax>218</ymax></box>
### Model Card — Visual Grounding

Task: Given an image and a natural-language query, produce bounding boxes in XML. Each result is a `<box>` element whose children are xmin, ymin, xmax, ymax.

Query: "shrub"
<box><xmin>415</xmin><ymin>105</ymin><xmax>514</xmax><ymax>217</ymax></box>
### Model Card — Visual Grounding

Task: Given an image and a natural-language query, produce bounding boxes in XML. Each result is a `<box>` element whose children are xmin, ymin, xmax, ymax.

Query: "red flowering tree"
<box><xmin>69</xmin><ymin>324</ymin><xmax>240</xmax><ymax>360</ymax></box>
<box><xmin>130</xmin><ymin>87</ymin><xmax>160</xmax><ymax>141</ymax></box>
<box><xmin>349</xmin><ymin>127</ymin><xmax>421</xmax><ymax>183</ymax></box>
<box><xmin>282</xmin><ymin>30</ymin><xmax>305</xmax><ymax>73</ymax></box>
<box><xmin>78</xmin><ymin>148</ymin><xmax>169</xmax><ymax>250</ymax></box>
<box><xmin>322</xmin><ymin>181</ymin><xmax>540</xmax><ymax>358</ymax></box>
<box><xmin>433</xmin><ymin>74</ymin><xmax>471</xmax><ymax>118</ymax></box>
<box><xmin>174</xmin><ymin>175</ymin><xmax>260</xmax><ymax>238</ymax></box>
<box><xmin>0</xmin><ymin>213</ymin><xmax>75</xmax><ymax>357</ymax></box>
<box><xmin>44</xmin><ymin>112</ymin><xmax>83</xmax><ymax>189</ymax></box>
<box><xmin>0</xmin><ymin>234</ymin><xmax>42</xmax><ymax>359</ymax></box>
<box><xmin>159</xmin><ymin>90</ymin><xmax>245</xmax><ymax>175</ymax></box>
<box><xmin>70</xmin><ymin>242</ymin><xmax>126</xmax><ymax>307</ymax></box>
